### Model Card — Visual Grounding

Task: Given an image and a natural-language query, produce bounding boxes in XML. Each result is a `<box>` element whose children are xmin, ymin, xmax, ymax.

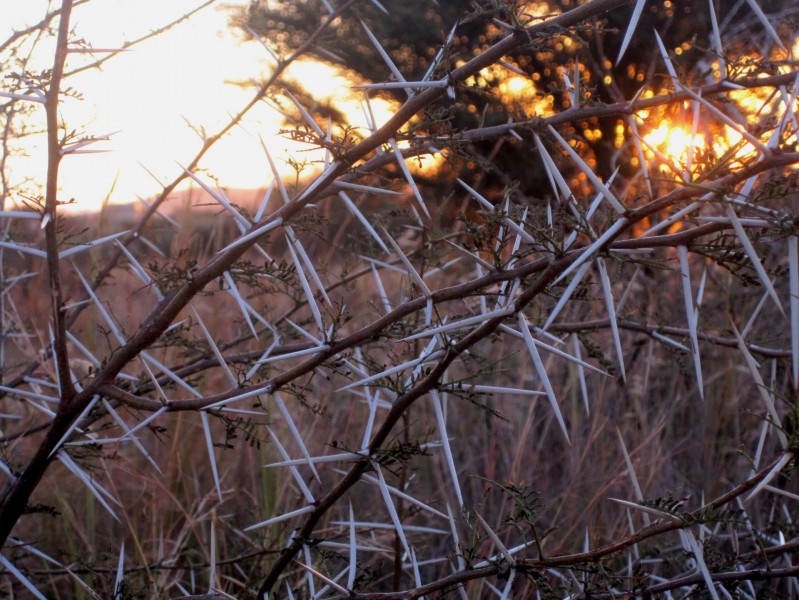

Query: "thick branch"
<box><xmin>43</xmin><ymin>0</ymin><xmax>76</xmax><ymax>406</ymax></box>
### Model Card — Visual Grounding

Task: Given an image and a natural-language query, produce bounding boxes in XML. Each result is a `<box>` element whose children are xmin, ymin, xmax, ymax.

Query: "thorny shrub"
<box><xmin>1</xmin><ymin>0</ymin><xmax>799</xmax><ymax>598</ymax></box>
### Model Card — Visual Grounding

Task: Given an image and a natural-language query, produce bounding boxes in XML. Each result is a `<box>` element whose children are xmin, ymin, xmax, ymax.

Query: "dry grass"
<box><xmin>3</xmin><ymin>195</ymin><xmax>797</xmax><ymax>598</ymax></box>
<box><xmin>2</xmin><ymin>1</ymin><xmax>799</xmax><ymax>598</ymax></box>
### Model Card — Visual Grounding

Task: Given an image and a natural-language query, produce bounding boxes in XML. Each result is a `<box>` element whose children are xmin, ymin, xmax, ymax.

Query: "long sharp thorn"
<box><xmin>544</xmin><ymin>261</ymin><xmax>591</xmax><ymax>330</ymax></box>
<box><xmin>244</xmin><ymin>506</ymin><xmax>315</xmax><ymax>531</ymax></box>
<box><xmin>200</xmin><ymin>411</ymin><xmax>222</xmax><ymax>500</ymax></box>
<box><xmin>742</xmin><ymin>0</ymin><xmax>786</xmax><ymax>50</ymax></box>
<box><xmin>431</xmin><ymin>390</ymin><xmax>464</xmax><ymax>508</ymax></box>
<box><xmin>708</xmin><ymin>0</ymin><xmax>724</xmax><ymax>79</ymax></box>
<box><xmin>347</xmin><ymin>502</ymin><xmax>357</xmax><ymax>590</ymax></box>
<box><xmin>726</xmin><ymin>204</ymin><xmax>785</xmax><ymax>318</ymax></box>
<box><xmin>284</xmin><ymin>90</ymin><xmax>324</xmax><ymax>137</ymax></box>
<box><xmin>285</xmin><ymin>226</ymin><xmax>331</xmax><ymax>305</ymax></box>
<box><xmin>730</xmin><ymin>321</ymin><xmax>787</xmax><ymax>448</ymax></box>
<box><xmin>286</xmin><ymin>239</ymin><xmax>325</xmax><ymax>332</ymax></box>
<box><xmin>684</xmin><ymin>530</ymin><xmax>721</xmax><ymax>600</ymax></box>
<box><xmin>360</xmin><ymin>20</ymin><xmax>409</xmax><ymax>96</ymax></box>
<box><xmin>373</xmin><ymin>463</ymin><xmax>411</xmax><ymax>557</ymax></box>
<box><xmin>389</xmin><ymin>138</ymin><xmax>430</xmax><ymax>218</ymax></box>
<box><xmin>191</xmin><ymin>306</ymin><xmax>237</xmax><ymax>387</ymax></box>
<box><xmin>617</xmin><ymin>428</ymin><xmax>650</xmax><ymax>526</ymax></box>
<box><xmin>596</xmin><ymin>257</ymin><xmax>626</xmax><ymax>382</ymax></box>
<box><xmin>0</xmin><ymin>555</ymin><xmax>47</xmax><ymax>600</ymax></box>
<box><xmin>339</xmin><ymin>192</ymin><xmax>390</xmax><ymax>254</ymax></box>
<box><xmin>572</xmin><ymin>334</ymin><xmax>590</xmax><ymax>414</ymax></box>
<box><xmin>265</xmin><ymin>426</ymin><xmax>315</xmax><ymax>503</ymax></box>
<box><xmin>274</xmin><ymin>391</ymin><xmax>321</xmax><ymax>482</ymax></box>
<box><xmin>553</xmin><ymin>218</ymin><xmax>628</xmax><ymax>286</ymax></box>
<box><xmin>379</xmin><ymin>225</ymin><xmax>431</xmax><ymax>297</ymax></box>
<box><xmin>678</xmin><ymin>246</ymin><xmax>703</xmax><ymax>399</ymax></box>
<box><xmin>791</xmin><ymin>236</ymin><xmax>799</xmax><ymax>389</ymax></box>
<box><xmin>223</xmin><ymin>271</ymin><xmax>259</xmax><ymax>340</ymax></box>
<box><xmin>616</xmin><ymin>0</ymin><xmax>647</xmax><ymax>65</ymax></box>
<box><xmin>259</xmin><ymin>135</ymin><xmax>291</xmax><ymax>205</ymax></box>
<box><xmin>475</xmin><ymin>513</ymin><xmax>514</xmax><ymax>566</ymax></box>
<box><xmin>548</xmin><ymin>125</ymin><xmax>626</xmax><ymax>214</ymax></box>
<box><xmin>654</xmin><ymin>29</ymin><xmax>680</xmax><ymax>87</ymax></box>
<box><xmin>518</xmin><ymin>313</ymin><xmax>570</xmax><ymax>445</ymax></box>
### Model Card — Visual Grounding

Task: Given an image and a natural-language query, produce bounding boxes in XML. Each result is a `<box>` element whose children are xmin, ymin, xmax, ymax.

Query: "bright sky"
<box><xmin>3</xmin><ymin>1</ymin><xmax>393</xmax><ymax>213</ymax></box>
<box><xmin>9</xmin><ymin>2</ymin><xmax>796</xmax><ymax>215</ymax></box>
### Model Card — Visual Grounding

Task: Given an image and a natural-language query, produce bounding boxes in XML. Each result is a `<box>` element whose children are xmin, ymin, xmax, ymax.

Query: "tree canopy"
<box><xmin>237</xmin><ymin>0</ymin><xmax>791</xmax><ymax>191</ymax></box>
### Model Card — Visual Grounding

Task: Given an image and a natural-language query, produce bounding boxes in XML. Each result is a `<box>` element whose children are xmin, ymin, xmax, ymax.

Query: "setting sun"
<box><xmin>2</xmin><ymin>2</ymin><xmax>396</xmax><ymax>213</ymax></box>
<box><xmin>643</xmin><ymin>123</ymin><xmax>704</xmax><ymax>167</ymax></box>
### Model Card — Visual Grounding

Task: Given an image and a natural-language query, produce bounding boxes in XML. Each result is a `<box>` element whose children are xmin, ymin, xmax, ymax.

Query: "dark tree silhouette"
<box><xmin>236</xmin><ymin>0</ymin><xmax>792</xmax><ymax>194</ymax></box>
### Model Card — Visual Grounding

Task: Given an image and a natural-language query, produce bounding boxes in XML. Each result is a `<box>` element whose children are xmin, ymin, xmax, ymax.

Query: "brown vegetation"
<box><xmin>1</xmin><ymin>0</ymin><xmax>799</xmax><ymax>598</ymax></box>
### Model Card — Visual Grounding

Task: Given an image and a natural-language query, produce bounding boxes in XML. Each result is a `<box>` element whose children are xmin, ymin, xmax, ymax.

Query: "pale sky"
<box><xmin>3</xmin><ymin>1</ymin><xmax>394</xmax><ymax>212</ymax></box>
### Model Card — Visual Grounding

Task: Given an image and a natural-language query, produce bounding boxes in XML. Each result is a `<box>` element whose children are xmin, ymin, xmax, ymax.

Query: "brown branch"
<box><xmin>456</xmin><ymin>71</ymin><xmax>799</xmax><ymax>143</ymax></box>
<box><xmin>2</xmin><ymin>0</ymin><xmax>797</xmax><ymax>592</ymax></box>
<box><xmin>0</xmin><ymin>0</ymin><xmax>77</xmax><ymax>552</ymax></box>
<box><xmin>0</xmin><ymin>0</ymin><xmax>91</xmax><ymax>55</ymax></box>
<box><xmin>582</xmin><ymin>565</ymin><xmax>799</xmax><ymax>599</ymax></box>
<box><xmin>550</xmin><ymin>318</ymin><xmax>791</xmax><ymax>358</ymax></box>
<box><xmin>322</xmin><ymin>455</ymin><xmax>792</xmax><ymax>599</ymax></box>
<box><xmin>43</xmin><ymin>0</ymin><xmax>76</xmax><ymax>406</ymax></box>
<box><xmin>1</xmin><ymin>30</ymin><xmax>792</xmax><ymax>411</ymax></box>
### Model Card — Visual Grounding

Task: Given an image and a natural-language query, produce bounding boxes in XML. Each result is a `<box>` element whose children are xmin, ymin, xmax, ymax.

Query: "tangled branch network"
<box><xmin>1</xmin><ymin>0</ymin><xmax>799</xmax><ymax>597</ymax></box>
